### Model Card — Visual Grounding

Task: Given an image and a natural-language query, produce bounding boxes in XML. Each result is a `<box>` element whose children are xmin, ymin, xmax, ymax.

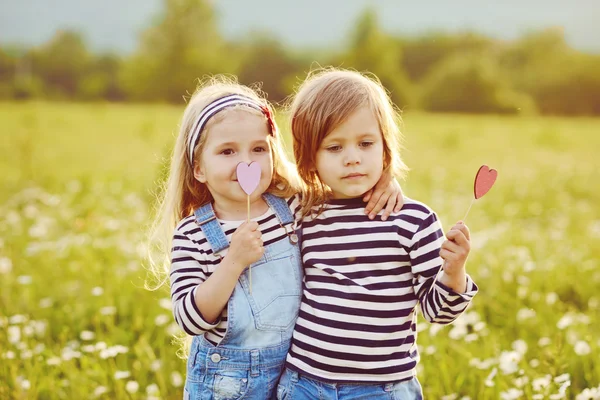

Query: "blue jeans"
<box><xmin>276</xmin><ymin>369</ymin><xmax>423</xmax><ymax>400</ymax></box>
<box><xmin>184</xmin><ymin>339</ymin><xmax>290</xmax><ymax>400</ymax></box>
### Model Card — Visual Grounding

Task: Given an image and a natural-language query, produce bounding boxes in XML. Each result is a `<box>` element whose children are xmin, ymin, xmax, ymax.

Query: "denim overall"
<box><xmin>184</xmin><ymin>194</ymin><xmax>303</xmax><ymax>400</ymax></box>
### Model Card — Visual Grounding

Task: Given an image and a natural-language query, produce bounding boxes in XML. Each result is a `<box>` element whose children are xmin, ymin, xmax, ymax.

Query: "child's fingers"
<box><xmin>362</xmin><ymin>190</ymin><xmax>372</xmax><ymax>203</ymax></box>
<box><xmin>364</xmin><ymin>189</ymin><xmax>384</xmax><ymax>216</ymax></box>
<box><xmin>439</xmin><ymin>248</ymin><xmax>457</xmax><ymax>262</ymax></box>
<box><xmin>452</xmin><ymin>221</ymin><xmax>471</xmax><ymax>240</ymax></box>
<box><xmin>446</xmin><ymin>228</ymin><xmax>469</xmax><ymax>247</ymax></box>
<box><xmin>246</xmin><ymin>221</ymin><xmax>259</xmax><ymax>231</ymax></box>
<box><xmin>394</xmin><ymin>192</ymin><xmax>404</xmax><ymax>213</ymax></box>
<box><xmin>367</xmin><ymin>191</ymin><xmax>387</xmax><ymax>220</ymax></box>
<box><xmin>381</xmin><ymin>195</ymin><xmax>397</xmax><ymax>221</ymax></box>
<box><xmin>441</xmin><ymin>239</ymin><xmax>461</xmax><ymax>254</ymax></box>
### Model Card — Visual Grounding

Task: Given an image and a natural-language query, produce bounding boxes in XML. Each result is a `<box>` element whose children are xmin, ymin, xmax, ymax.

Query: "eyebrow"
<box><xmin>214</xmin><ymin>139</ymin><xmax>269</xmax><ymax>148</ymax></box>
<box><xmin>214</xmin><ymin>141</ymin><xmax>237</xmax><ymax>148</ymax></box>
<box><xmin>323</xmin><ymin>132</ymin><xmax>379</xmax><ymax>142</ymax></box>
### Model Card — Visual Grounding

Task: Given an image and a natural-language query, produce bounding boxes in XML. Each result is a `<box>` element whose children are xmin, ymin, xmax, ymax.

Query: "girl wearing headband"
<box><xmin>148</xmin><ymin>76</ymin><xmax>403</xmax><ymax>399</ymax></box>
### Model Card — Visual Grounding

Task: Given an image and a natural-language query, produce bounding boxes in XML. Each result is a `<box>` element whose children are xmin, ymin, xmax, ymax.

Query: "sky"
<box><xmin>0</xmin><ymin>0</ymin><xmax>598</xmax><ymax>53</ymax></box>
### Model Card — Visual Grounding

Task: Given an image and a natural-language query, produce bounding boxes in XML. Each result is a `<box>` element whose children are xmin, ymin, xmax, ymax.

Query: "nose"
<box><xmin>239</xmin><ymin>150</ymin><xmax>254</xmax><ymax>165</ymax></box>
<box><xmin>343</xmin><ymin>147</ymin><xmax>361</xmax><ymax>166</ymax></box>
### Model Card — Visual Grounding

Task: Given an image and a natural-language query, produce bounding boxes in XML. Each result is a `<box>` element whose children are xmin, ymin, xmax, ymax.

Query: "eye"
<box><xmin>325</xmin><ymin>145</ymin><xmax>342</xmax><ymax>152</ymax></box>
<box><xmin>219</xmin><ymin>148</ymin><xmax>234</xmax><ymax>155</ymax></box>
<box><xmin>360</xmin><ymin>141</ymin><xmax>374</xmax><ymax>148</ymax></box>
<box><xmin>253</xmin><ymin>146</ymin><xmax>268</xmax><ymax>153</ymax></box>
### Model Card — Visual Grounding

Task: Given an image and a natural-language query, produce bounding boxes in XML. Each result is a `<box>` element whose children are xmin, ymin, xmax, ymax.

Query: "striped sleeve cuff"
<box><xmin>177</xmin><ymin>286</ymin><xmax>222</xmax><ymax>335</ymax></box>
<box><xmin>434</xmin><ymin>274</ymin><xmax>478</xmax><ymax>303</ymax></box>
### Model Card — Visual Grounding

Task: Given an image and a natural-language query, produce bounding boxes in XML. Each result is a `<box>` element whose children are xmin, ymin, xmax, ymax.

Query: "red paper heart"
<box><xmin>236</xmin><ymin>162</ymin><xmax>262</xmax><ymax>195</ymax></box>
<box><xmin>474</xmin><ymin>165</ymin><xmax>497</xmax><ymax>199</ymax></box>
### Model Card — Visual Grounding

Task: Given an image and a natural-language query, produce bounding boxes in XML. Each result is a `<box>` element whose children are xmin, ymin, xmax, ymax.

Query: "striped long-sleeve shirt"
<box><xmin>169</xmin><ymin>196</ymin><xmax>301</xmax><ymax>345</ymax></box>
<box><xmin>285</xmin><ymin>196</ymin><xmax>478</xmax><ymax>383</ymax></box>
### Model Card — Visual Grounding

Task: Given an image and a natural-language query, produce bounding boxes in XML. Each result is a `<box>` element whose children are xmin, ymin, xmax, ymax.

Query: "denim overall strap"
<box><xmin>263</xmin><ymin>193</ymin><xmax>294</xmax><ymax>225</ymax></box>
<box><xmin>193</xmin><ymin>195</ymin><xmax>293</xmax><ymax>256</ymax></box>
<box><xmin>193</xmin><ymin>203</ymin><xmax>229</xmax><ymax>255</ymax></box>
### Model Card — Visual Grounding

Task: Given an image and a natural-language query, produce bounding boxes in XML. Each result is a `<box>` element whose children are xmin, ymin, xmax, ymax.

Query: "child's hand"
<box><xmin>439</xmin><ymin>221</ymin><xmax>470</xmax><ymax>292</ymax></box>
<box><xmin>226</xmin><ymin>221</ymin><xmax>264</xmax><ymax>272</ymax></box>
<box><xmin>363</xmin><ymin>172</ymin><xmax>404</xmax><ymax>221</ymax></box>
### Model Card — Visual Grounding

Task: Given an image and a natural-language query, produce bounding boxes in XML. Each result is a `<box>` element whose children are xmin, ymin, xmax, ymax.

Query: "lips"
<box><xmin>342</xmin><ymin>173</ymin><xmax>365</xmax><ymax>179</ymax></box>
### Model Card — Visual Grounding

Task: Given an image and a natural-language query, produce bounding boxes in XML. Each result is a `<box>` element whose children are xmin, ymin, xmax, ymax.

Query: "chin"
<box><xmin>336</xmin><ymin>190</ymin><xmax>365</xmax><ymax>199</ymax></box>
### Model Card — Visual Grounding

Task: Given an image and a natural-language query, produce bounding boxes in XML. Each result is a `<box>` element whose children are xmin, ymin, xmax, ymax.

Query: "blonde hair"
<box><xmin>290</xmin><ymin>68</ymin><xmax>408</xmax><ymax>217</ymax></box>
<box><xmin>147</xmin><ymin>75</ymin><xmax>299</xmax><ymax>290</ymax></box>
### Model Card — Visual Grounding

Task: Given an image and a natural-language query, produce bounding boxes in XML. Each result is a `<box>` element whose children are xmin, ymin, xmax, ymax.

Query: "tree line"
<box><xmin>1</xmin><ymin>0</ymin><xmax>599</xmax><ymax>115</ymax></box>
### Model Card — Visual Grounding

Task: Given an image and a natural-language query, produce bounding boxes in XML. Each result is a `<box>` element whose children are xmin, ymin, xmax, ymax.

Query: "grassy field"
<box><xmin>1</xmin><ymin>101</ymin><xmax>599</xmax><ymax>399</ymax></box>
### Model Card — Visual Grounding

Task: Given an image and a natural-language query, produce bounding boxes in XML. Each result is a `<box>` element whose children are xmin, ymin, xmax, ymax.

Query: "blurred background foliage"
<box><xmin>1</xmin><ymin>0</ymin><xmax>599</xmax><ymax>115</ymax></box>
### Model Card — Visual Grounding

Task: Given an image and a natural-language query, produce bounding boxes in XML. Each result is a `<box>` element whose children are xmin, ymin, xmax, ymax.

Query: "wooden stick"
<box><xmin>463</xmin><ymin>198</ymin><xmax>475</xmax><ymax>222</ymax></box>
<box><xmin>247</xmin><ymin>194</ymin><xmax>252</xmax><ymax>294</ymax></box>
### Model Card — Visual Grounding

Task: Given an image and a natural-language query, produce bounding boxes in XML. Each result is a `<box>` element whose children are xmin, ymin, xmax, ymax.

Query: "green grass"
<box><xmin>1</xmin><ymin>101</ymin><xmax>599</xmax><ymax>399</ymax></box>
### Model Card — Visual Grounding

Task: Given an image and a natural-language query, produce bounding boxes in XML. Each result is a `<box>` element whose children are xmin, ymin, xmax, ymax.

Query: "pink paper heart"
<box><xmin>236</xmin><ymin>162</ymin><xmax>262</xmax><ymax>195</ymax></box>
<box><xmin>474</xmin><ymin>165</ymin><xmax>498</xmax><ymax>199</ymax></box>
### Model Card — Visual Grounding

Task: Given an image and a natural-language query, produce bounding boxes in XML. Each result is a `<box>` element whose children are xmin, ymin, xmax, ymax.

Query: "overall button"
<box><xmin>210</xmin><ymin>353</ymin><xmax>221</xmax><ymax>363</ymax></box>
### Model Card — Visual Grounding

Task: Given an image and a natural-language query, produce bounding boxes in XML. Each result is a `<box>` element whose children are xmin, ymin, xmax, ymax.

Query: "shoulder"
<box><xmin>388</xmin><ymin>197</ymin><xmax>440</xmax><ymax>231</ymax></box>
<box><xmin>172</xmin><ymin>215</ymin><xmax>212</xmax><ymax>256</ymax></box>
<box><xmin>397</xmin><ymin>197</ymin><xmax>437</xmax><ymax>219</ymax></box>
<box><xmin>173</xmin><ymin>215</ymin><xmax>210</xmax><ymax>248</ymax></box>
<box><xmin>288</xmin><ymin>194</ymin><xmax>302</xmax><ymax>212</ymax></box>
<box><xmin>175</xmin><ymin>215</ymin><xmax>198</xmax><ymax>235</ymax></box>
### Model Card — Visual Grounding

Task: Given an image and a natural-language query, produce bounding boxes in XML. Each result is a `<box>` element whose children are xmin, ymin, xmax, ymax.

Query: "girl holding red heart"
<box><xmin>148</xmin><ymin>76</ymin><xmax>402</xmax><ymax>399</ymax></box>
<box><xmin>277</xmin><ymin>69</ymin><xmax>479</xmax><ymax>400</ymax></box>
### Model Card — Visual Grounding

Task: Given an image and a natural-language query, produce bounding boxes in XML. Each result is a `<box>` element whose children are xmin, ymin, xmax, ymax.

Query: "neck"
<box><xmin>213</xmin><ymin>196</ymin><xmax>269</xmax><ymax>221</ymax></box>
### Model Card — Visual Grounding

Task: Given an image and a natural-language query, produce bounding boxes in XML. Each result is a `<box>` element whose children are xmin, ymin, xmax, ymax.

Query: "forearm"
<box><xmin>194</xmin><ymin>257</ymin><xmax>243</xmax><ymax>323</ymax></box>
<box><xmin>437</xmin><ymin>269</ymin><xmax>467</xmax><ymax>293</ymax></box>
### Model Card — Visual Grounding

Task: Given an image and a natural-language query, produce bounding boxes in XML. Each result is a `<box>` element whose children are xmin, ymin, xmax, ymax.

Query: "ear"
<box><xmin>193</xmin><ymin>161</ymin><xmax>207</xmax><ymax>183</ymax></box>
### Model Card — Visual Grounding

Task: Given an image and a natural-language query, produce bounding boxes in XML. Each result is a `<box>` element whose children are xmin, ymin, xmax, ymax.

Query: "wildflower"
<box><xmin>0</xmin><ymin>257</ymin><xmax>12</xmax><ymax>274</ymax></box>
<box><xmin>538</xmin><ymin>337</ymin><xmax>551</xmax><ymax>347</ymax></box>
<box><xmin>155</xmin><ymin>314</ymin><xmax>170</xmax><ymax>327</ymax></box>
<box><xmin>94</xmin><ymin>386</ymin><xmax>108</xmax><ymax>397</ymax></box>
<box><xmin>500</xmin><ymin>388</ymin><xmax>523</xmax><ymax>400</ymax></box>
<box><xmin>171</xmin><ymin>371</ymin><xmax>183</xmax><ymax>387</ymax></box>
<box><xmin>574</xmin><ymin>341</ymin><xmax>591</xmax><ymax>356</ymax></box>
<box><xmin>91</xmin><ymin>287</ymin><xmax>104</xmax><ymax>296</ymax></box>
<box><xmin>485</xmin><ymin>367</ymin><xmax>498</xmax><ymax>387</ymax></box>
<box><xmin>114</xmin><ymin>371</ymin><xmax>131</xmax><ymax>380</ymax></box>
<box><xmin>17</xmin><ymin>276</ymin><xmax>32</xmax><ymax>285</ymax></box>
<box><xmin>499</xmin><ymin>351</ymin><xmax>521</xmax><ymax>375</ymax></box>
<box><xmin>125</xmin><ymin>381</ymin><xmax>139</xmax><ymax>394</ymax></box>
<box><xmin>80</xmin><ymin>331</ymin><xmax>95</xmax><ymax>341</ymax></box>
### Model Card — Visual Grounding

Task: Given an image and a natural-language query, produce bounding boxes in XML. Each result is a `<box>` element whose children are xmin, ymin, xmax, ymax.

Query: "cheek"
<box><xmin>376</xmin><ymin>145</ymin><xmax>386</xmax><ymax>165</ymax></box>
<box><xmin>260</xmin><ymin>154</ymin><xmax>274</xmax><ymax>177</ymax></box>
<box><xmin>315</xmin><ymin>152</ymin><xmax>328</xmax><ymax>170</ymax></box>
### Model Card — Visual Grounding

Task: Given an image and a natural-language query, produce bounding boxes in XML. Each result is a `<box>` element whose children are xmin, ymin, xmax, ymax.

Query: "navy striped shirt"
<box><xmin>285</xmin><ymin>196</ymin><xmax>478</xmax><ymax>383</ymax></box>
<box><xmin>169</xmin><ymin>196</ymin><xmax>301</xmax><ymax>345</ymax></box>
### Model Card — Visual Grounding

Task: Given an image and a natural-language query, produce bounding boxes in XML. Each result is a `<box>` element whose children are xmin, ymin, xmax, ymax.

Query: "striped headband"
<box><xmin>186</xmin><ymin>94</ymin><xmax>276</xmax><ymax>166</ymax></box>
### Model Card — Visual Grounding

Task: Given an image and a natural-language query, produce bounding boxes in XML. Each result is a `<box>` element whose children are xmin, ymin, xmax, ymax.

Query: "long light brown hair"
<box><xmin>147</xmin><ymin>75</ymin><xmax>299</xmax><ymax>289</ymax></box>
<box><xmin>289</xmin><ymin>68</ymin><xmax>408</xmax><ymax>217</ymax></box>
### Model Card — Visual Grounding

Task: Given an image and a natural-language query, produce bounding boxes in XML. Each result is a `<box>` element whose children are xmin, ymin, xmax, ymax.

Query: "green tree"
<box><xmin>499</xmin><ymin>29</ymin><xmax>600</xmax><ymax>115</ymax></box>
<box><xmin>421</xmin><ymin>53</ymin><xmax>535</xmax><ymax>114</ymax></box>
<box><xmin>31</xmin><ymin>30</ymin><xmax>90</xmax><ymax>97</ymax></box>
<box><xmin>121</xmin><ymin>0</ymin><xmax>237</xmax><ymax>102</ymax></box>
<box><xmin>80</xmin><ymin>54</ymin><xmax>124</xmax><ymax>100</ymax></box>
<box><xmin>531</xmin><ymin>54</ymin><xmax>600</xmax><ymax>115</ymax></box>
<box><xmin>401</xmin><ymin>32</ymin><xmax>494</xmax><ymax>82</ymax></box>
<box><xmin>339</xmin><ymin>9</ymin><xmax>413</xmax><ymax>108</ymax></box>
<box><xmin>237</xmin><ymin>34</ymin><xmax>307</xmax><ymax>103</ymax></box>
<box><xmin>0</xmin><ymin>47</ymin><xmax>17</xmax><ymax>98</ymax></box>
